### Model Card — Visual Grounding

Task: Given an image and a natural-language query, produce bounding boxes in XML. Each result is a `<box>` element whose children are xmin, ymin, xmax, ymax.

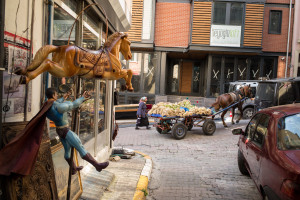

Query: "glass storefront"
<box><xmin>117</xmin><ymin>52</ymin><xmax>157</xmax><ymax>104</ymax></box>
<box><xmin>224</xmin><ymin>57</ymin><xmax>234</xmax><ymax>93</ymax></box>
<box><xmin>210</xmin><ymin>56</ymin><xmax>222</xmax><ymax>97</ymax></box>
<box><xmin>208</xmin><ymin>55</ymin><xmax>277</xmax><ymax>97</ymax></box>
<box><xmin>249</xmin><ymin>57</ymin><xmax>260</xmax><ymax>80</ymax></box>
<box><xmin>49</xmin><ymin>0</ymin><xmax>111</xmax><ymax>161</ymax></box>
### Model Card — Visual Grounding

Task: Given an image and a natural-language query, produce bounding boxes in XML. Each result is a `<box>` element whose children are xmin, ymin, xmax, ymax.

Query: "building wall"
<box><xmin>4</xmin><ymin>0</ymin><xmax>43</xmax><ymax>122</ymax></box>
<box><xmin>266</xmin><ymin>0</ymin><xmax>294</xmax><ymax>4</ymax></box>
<box><xmin>291</xmin><ymin>0</ymin><xmax>300</xmax><ymax>76</ymax></box>
<box><xmin>262</xmin><ymin>6</ymin><xmax>294</xmax><ymax>52</ymax></box>
<box><xmin>154</xmin><ymin>2</ymin><xmax>190</xmax><ymax>47</ymax></box>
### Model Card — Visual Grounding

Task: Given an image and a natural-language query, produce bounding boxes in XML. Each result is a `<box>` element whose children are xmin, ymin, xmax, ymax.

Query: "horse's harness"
<box><xmin>228</xmin><ymin>87</ymin><xmax>246</xmax><ymax>103</ymax></box>
<box><xmin>73</xmin><ymin>34</ymin><xmax>124</xmax><ymax>77</ymax></box>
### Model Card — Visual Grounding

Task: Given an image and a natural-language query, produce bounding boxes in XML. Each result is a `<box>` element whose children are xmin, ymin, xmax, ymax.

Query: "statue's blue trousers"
<box><xmin>60</xmin><ymin>130</ymin><xmax>88</xmax><ymax>159</ymax></box>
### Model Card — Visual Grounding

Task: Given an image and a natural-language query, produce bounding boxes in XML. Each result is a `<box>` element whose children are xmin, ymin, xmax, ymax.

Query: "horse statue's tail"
<box><xmin>27</xmin><ymin>45</ymin><xmax>59</xmax><ymax>71</ymax></box>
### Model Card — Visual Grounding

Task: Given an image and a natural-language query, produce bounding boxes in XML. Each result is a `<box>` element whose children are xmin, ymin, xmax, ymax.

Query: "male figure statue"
<box><xmin>46</xmin><ymin>88</ymin><xmax>109</xmax><ymax>174</ymax></box>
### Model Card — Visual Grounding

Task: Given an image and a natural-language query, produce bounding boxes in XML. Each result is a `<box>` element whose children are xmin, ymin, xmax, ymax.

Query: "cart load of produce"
<box><xmin>148</xmin><ymin>100</ymin><xmax>211</xmax><ymax>117</ymax></box>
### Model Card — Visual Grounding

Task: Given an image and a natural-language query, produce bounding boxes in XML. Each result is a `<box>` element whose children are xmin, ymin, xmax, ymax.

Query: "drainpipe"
<box><xmin>0</xmin><ymin>0</ymin><xmax>6</xmax><ymax>152</ymax></box>
<box><xmin>0</xmin><ymin>0</ymin><xmax>5</xmax><ymax>199</ymax></box>
<box><xmin>285</xmin><ymin>0</ymin><xmax>292</xmax><ymax>78</ymax></box>
<box><xmin>45</xmin><ymin>0</ymin><xmax>54</xmax><ymax>93</ymax></box>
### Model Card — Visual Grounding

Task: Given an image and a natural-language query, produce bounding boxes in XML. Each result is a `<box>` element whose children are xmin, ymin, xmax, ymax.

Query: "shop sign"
<box><xmin>210</xmin><ymin>25</ymin><xmax>241</xmax><ymax>47</ymax></box>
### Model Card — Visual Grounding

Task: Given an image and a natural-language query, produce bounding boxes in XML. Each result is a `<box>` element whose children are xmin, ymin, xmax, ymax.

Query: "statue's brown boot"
<box><xmin>65</xmin><ymin>158</ymin><xmax>83</xmax><ymax>175</ymax></box>
<box><xmin>82</xmin><ymin>153</ymin><xmax>109</xmax><ymax>172</ymax></box>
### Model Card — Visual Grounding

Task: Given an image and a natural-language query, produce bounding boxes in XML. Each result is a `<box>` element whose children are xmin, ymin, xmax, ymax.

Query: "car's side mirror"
<box><xmin>232</xmin><ymin>128</ymin><xmax>244</xmax><ymax>135</ymax></box>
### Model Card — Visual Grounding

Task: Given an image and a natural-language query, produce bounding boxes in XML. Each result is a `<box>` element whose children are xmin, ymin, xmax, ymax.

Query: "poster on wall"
<box><xmin>210</xmin><ymin>25</ymin><xmax>241</xmax><ymax>47</ymax></box>
<box><xmin>2</xmin><ymin>31</ymin><xmax>32</xmax><ymax>122</ymax></box>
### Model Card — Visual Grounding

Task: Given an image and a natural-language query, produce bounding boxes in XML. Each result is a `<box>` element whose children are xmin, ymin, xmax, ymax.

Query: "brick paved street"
<box><xmin>114</xmin><ymin>119</ymin><xmax>261</xmax><ymax>200</ymax></box>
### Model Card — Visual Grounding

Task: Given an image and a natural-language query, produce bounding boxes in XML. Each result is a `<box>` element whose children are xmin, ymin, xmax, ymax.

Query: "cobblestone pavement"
<box><xmin>114</xmin><ymin>119</ymin><xmax>261</xmax><ymax>200</ymax></box>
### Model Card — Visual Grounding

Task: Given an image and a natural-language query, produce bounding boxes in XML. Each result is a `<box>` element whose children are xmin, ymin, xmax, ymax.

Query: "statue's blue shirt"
<box><xmin>46</xmin><ymin>97</ymin><xmax>85</xmax><ymax>127</ymax></box>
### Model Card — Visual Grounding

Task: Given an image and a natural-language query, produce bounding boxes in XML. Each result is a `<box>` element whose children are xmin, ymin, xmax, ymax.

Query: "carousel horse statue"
<box><xmin>211</xmin><ymin>85</ymin><xmax>253</xmax><ymax>127</ymax></box>
<box><xmin>14</xmin><ymin>32</ymin><xmax>133</xmax><ymax>91</ymax></box>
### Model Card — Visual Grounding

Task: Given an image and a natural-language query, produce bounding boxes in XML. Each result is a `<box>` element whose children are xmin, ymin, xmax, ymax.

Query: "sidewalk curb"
<box><xmin>133</xmin><ymin>151</ymin><xmax>152</xmax><ymax>200</ymax></box>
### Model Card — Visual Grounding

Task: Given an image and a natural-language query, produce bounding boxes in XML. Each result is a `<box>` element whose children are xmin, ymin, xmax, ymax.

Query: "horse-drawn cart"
<box><xmin>150</xmin><ymin>114</ymin><xmax>216</xmax><ymax>140</ymax></box>
<box><xmin>149</xmin><ymin>97</ymin><xmax>250</xmax><ymax>140</ymax></box>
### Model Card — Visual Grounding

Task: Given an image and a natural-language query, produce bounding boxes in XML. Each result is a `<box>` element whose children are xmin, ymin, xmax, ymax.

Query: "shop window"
<box><xmin>213</xmin><ymin>2</ymin><xmax>244</xmax><ymax>25</ymax></box>
<box><xmin>129</xmin><ymin>53</ymin><xmax>142</xmax><ymax>92</ymax></box>
<box><xmin>230</xmin><ymin>3</ymin><xmax>243</xmax><ymax>25</ymax></box>
<box><xmin>79</xmin><ymin>80</ymin><xmax>96</xmax><ymax>146</ymax></box>
<box><xmin>224</xmin><ymin>57</ymin><xmax>234</xmax><ymax>93</ymax></box>
<box><xmin>237</xmin><ymin>57</ymin><xmax>247</xmax><ymax>80</ymax></box>
<box><xmin>166</xmin><ymin>63</ymin><xmax>179</xmax><ymax>94</ymax></box>
<box><xmin>210</xmin><ymin>56</ymin><xmax>221</xmax><ymax>97</ymax></box>
<box><xmin>263</xmin><ymin>58</ymin><xmax>275</xmax><ymax>79</ymax></box>
<box><xmin>213</xmin><ymin>2</ymin><xmax>226</xmax><ymax>25</ymax></box>
<box><xmin>98</xmin><ymin>81</ymin><xmax>106</xmax><ymax>134</ymax></box>
<box><xmin>269</xmin><ymin>10</ymin><xmax>282</xmax><ymax>34</ymax></box>
<box><xmin>83</xmin><ymin>4</ymin><xmax>100</xmax><ymax>49</ymax></box>
<box><xmin>249</xmin><ymin>58</ymin><xmax>260</xmax><ymax>80</ymax></box>
<box><xmin>192</xmin><ymin>65</ymin><xmax>200</xmax><ymax>93</ymax></box>
<box><xmin>53</xmin><ymin>3</ymin><xmax>76</xmax><ymax>46</ymax></box>
<box><xmin>143</xmin><ymin>53</ymin><xmax>157</xmax><ymax>94</ymax></box>
<box><xmin>142</xmin><ymin>0</ymin><xmax>153</xmax><ymax>40</ymax></box>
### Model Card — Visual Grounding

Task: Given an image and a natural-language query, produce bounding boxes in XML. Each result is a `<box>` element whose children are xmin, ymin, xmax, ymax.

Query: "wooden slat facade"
<box><xmin>243</xmin><ymin>4</ymin><xmax>264</xmax><ymax>47</ymax></box>
<box><xmin>191</xmin><ymin>2</ymin><xmax>212</xmax><ymax>45</ymax></box>
<box><xmin>127</xmin><ymin>0</ymin><xmax>143</xmax><ymax>42</ymax></box>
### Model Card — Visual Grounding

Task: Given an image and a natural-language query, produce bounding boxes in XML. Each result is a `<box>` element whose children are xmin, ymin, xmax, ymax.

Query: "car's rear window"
<box><xmin>277</xmin><ymin>114</ymin><xmax>300</xmax><ymax>150</ymax></box>
<box><xmin>256</xmin><ymin>83</ymin><xmax>276</xmax><ymax>101</ymax></box>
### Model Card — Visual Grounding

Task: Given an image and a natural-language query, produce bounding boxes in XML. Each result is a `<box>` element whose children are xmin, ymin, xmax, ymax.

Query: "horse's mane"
<box><xmin>104</xmin><ymin>32</ymin><xmax>123</xmax><ymax>48</ymax></box>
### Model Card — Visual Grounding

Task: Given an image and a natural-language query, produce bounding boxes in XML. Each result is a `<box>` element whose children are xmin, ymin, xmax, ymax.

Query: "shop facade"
<box><xmin>0</xmin><ymin>0</ymin><xmax>131</xmax><ymax>199</ymax></box>
<box><xmin>119</xmin><ymin>0</ymin><xmax>293</xmax><ymax>107</ymax></box>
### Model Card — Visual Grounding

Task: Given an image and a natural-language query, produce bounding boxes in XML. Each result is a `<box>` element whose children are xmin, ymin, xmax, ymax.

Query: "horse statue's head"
<box><xmin>240</xmin><ymin>85</ymin><xmax>253</xmax><ymax>98</ymax></box>
<box><xmin>119</xmin><ymin>32</ymin><xmax>132</xmax><ymax>60</ymax></box>
<box><xmin>105</xmin><ymin>32</ymin><xmax>132</xmax><ymax>60</ymax></box>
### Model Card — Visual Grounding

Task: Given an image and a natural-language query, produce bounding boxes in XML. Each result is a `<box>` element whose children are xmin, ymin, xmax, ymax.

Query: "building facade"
<box><xmin>118</xmin><ymin>0</ymin><xmax>295</xmax><ymax>106</ymax></box>
<box><xmin>0</xmin><ymin>0</ymin><xmax>131</xmax><ymax>199</ymax></box>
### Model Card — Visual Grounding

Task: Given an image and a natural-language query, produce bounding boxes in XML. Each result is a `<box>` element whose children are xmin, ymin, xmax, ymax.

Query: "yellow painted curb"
<box><xmin>133</xmin><ymin>151</ymin><xmax>152</xmax><ymax>200</ymax></box>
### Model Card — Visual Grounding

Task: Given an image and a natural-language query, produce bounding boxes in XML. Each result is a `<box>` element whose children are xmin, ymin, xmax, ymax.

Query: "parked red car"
<box><xmin>232</xmin><ymin>103</ymin><xmax>300</xmax><ymax>200</ymax></box>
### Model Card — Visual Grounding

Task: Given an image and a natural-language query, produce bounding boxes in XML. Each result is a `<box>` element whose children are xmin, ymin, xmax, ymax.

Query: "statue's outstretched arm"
<box><xmin>56</xmin><ymin>97</ymin><xmax>85</xmax><ymax>113</ymax></box>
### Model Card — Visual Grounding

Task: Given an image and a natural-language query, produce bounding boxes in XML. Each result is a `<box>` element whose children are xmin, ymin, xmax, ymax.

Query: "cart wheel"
<box><xmin>156</xmin><ymin>126</ymin><xmax>163</xmax><ymax>134</ymax></box>
<box><xmin>183</xmin><ymin>118</ymin><xmax>193</xmax><ymax>131</ymax></box>
<box><xmin>202</xmin><ymin>119</ymin><xmax>216</xmax><ymax>136</ymax></box>
<box><xmin>156</xmin><ymin>122</ymin><xmax>171</xmax><ymax>134</ymax></box>
<box><xmin>171</xmin><ymin>123</ymin><xmax>187</xmax><ymax>140</ymax></box>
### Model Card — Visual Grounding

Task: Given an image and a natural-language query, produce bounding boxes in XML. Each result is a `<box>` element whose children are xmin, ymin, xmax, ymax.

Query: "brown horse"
<box><xmin>15</xmin><ymin>32</ymin><xmax>134</xmax><ymax>91</ymax></box>
<box><xmin>211</xmin><ymin>85</ymin><xmax>253</xmax><ymax>127</ymax></box>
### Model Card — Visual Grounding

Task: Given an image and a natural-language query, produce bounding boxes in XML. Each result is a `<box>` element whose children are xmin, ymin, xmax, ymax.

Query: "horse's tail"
<box><xmin>27</xmin><ymin>45</ymin><xmax>59</xmax><ymax>71</ymax></box>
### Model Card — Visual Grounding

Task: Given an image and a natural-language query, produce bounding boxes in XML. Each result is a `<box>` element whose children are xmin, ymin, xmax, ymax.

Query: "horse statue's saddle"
<box><xmin>73</xmin><ymin>46</ymin><xmax>111</xmax><ymax>77</ymax></box>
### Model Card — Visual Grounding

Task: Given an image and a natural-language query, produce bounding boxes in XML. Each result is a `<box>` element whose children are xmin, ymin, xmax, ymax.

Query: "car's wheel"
<box><xmin>238</xmin><ymin>149</ymin><xmax>249</xmax><ymax>176</ymax></box>
<box><xmin>242</xmin><ymin>107</ymin><xmax>254</xmax><ymax>119</ymax></box>
<box><xmin>171</xmin><ymin>123</ymin><xmax>187</xmax><ymax>140</ymax></box>
<box><xmin>202</xmin><ymin>119</ymin><xmax>216</xmax><ymax>135</ymax></box>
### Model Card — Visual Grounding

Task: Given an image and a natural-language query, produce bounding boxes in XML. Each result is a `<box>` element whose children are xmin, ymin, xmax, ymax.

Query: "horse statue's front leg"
<box><xmin>124</xmin><ymin>69</ymin><xmax>133</xmax><ymax>91</ymax></box>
